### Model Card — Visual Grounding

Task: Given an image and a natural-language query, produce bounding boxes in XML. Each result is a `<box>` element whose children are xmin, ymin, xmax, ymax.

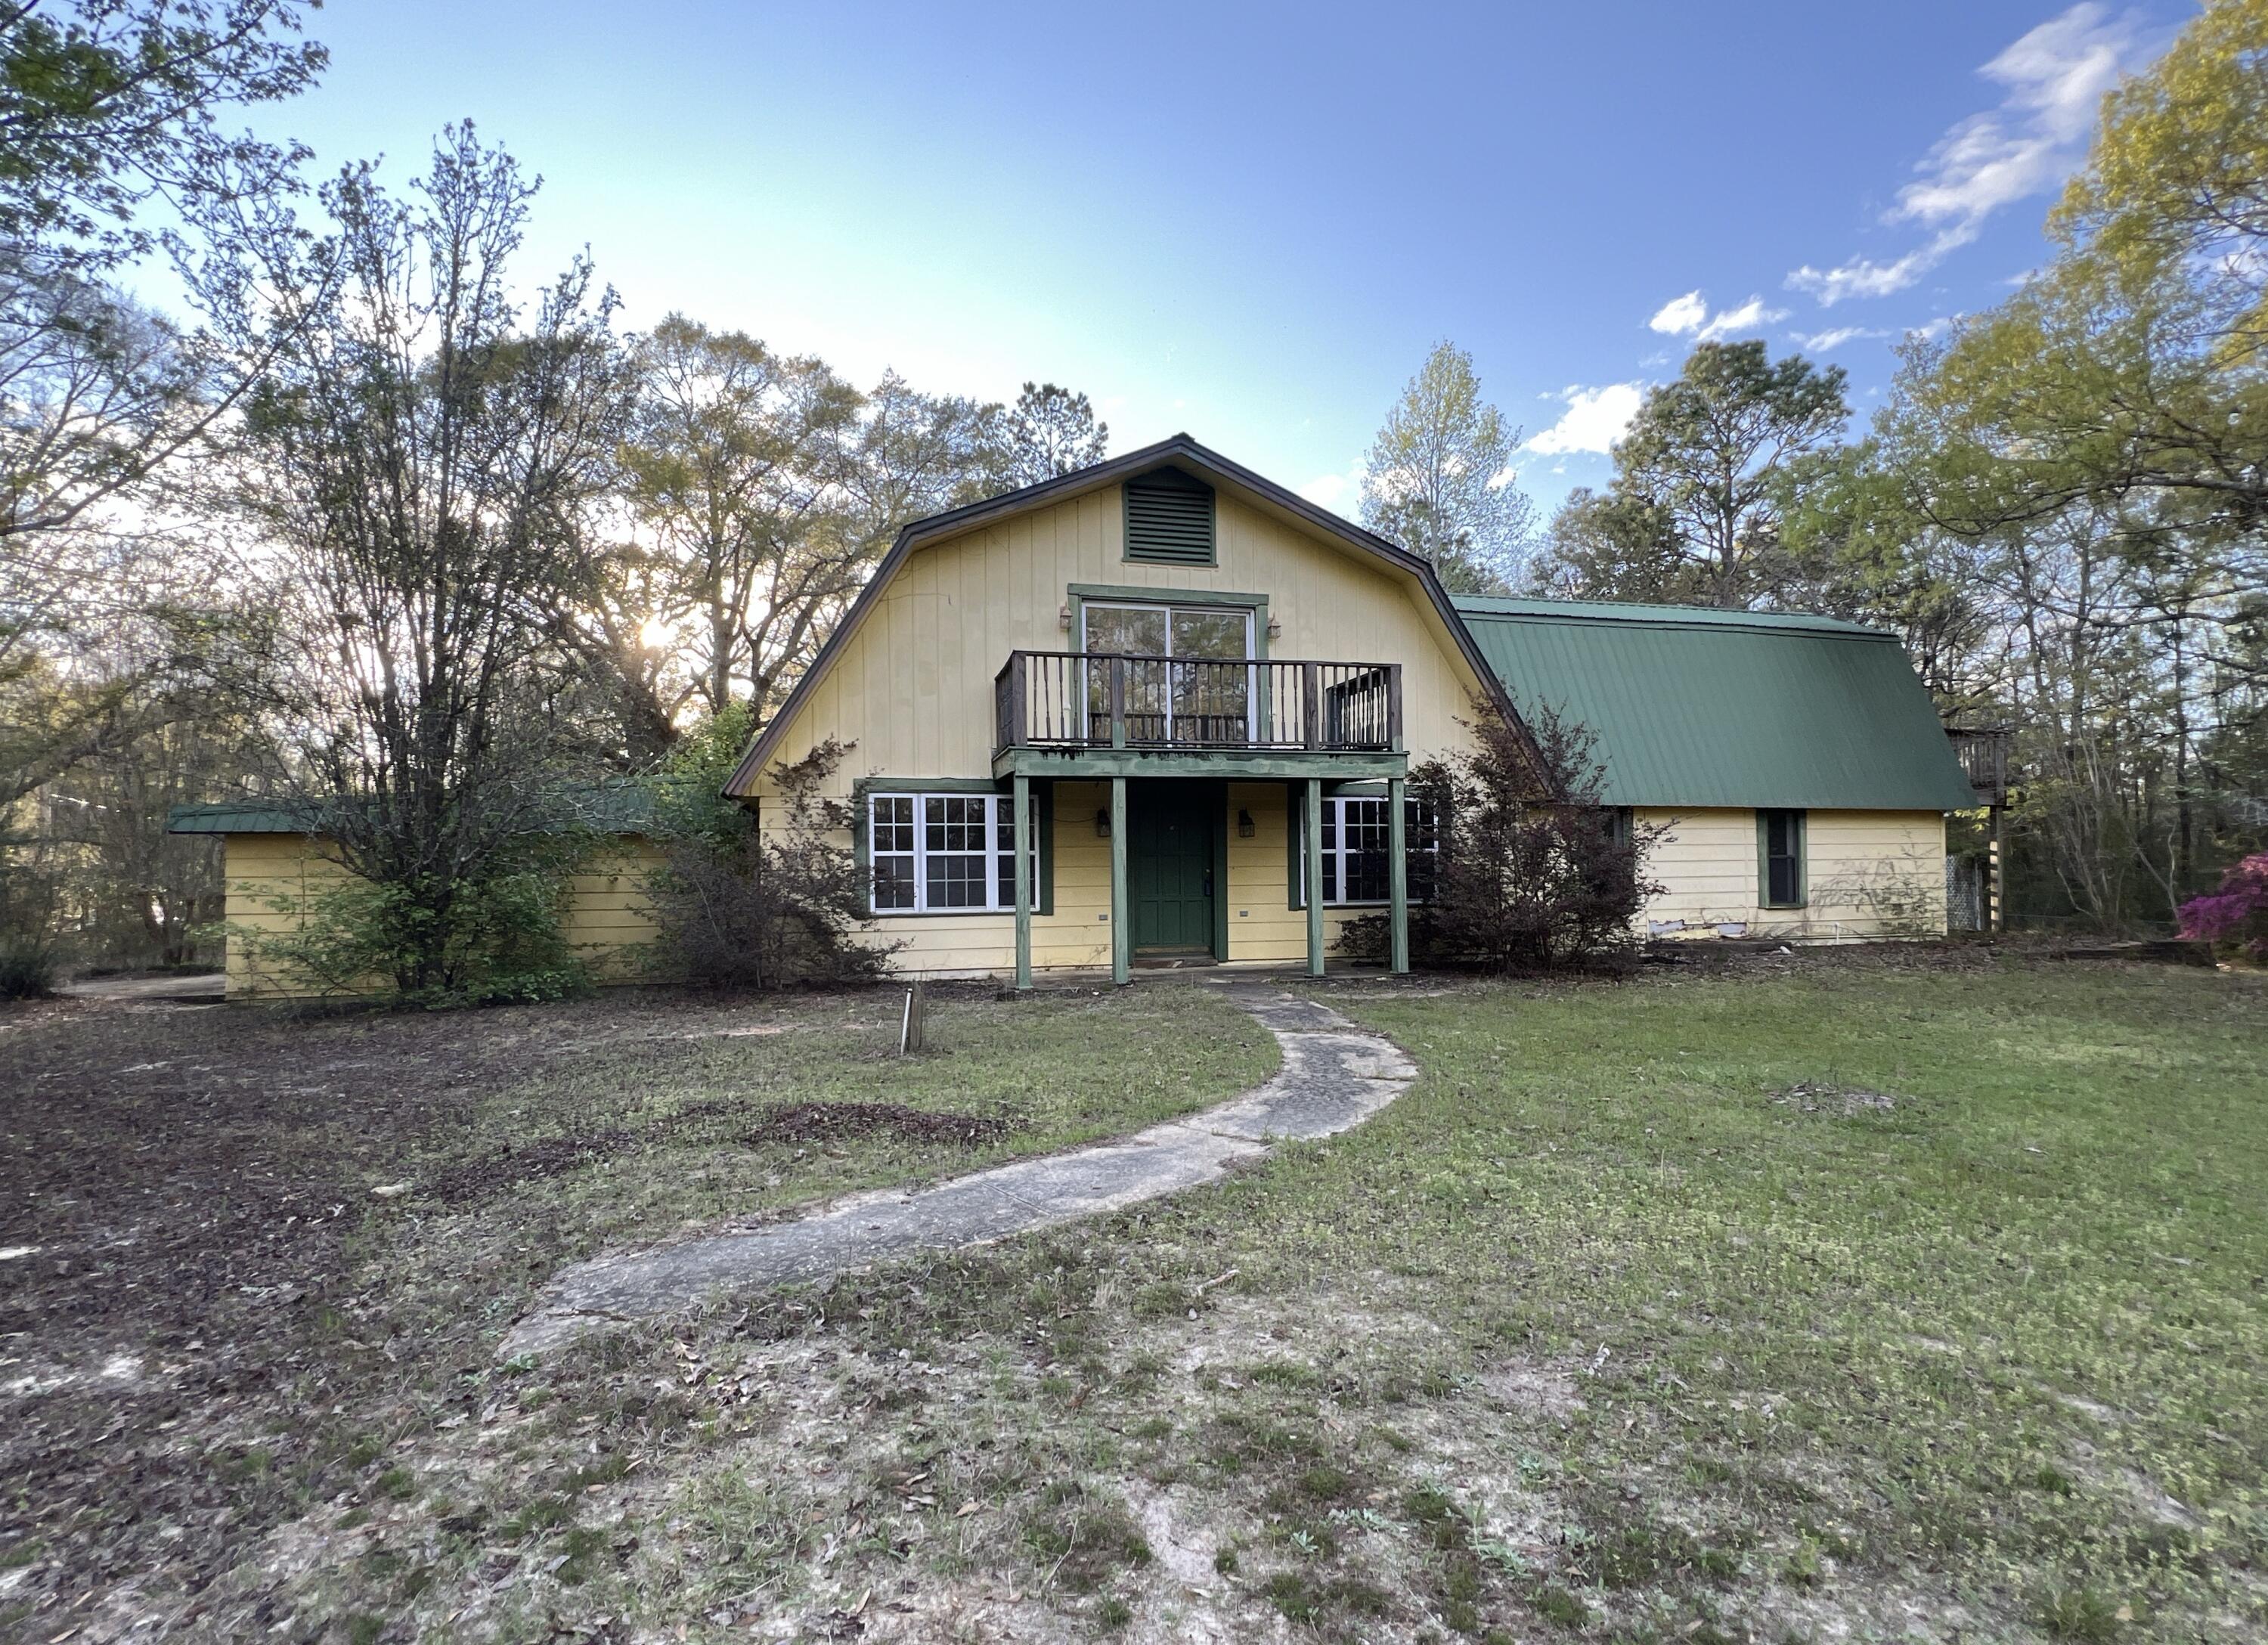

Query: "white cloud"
<box><xmin>1525</xmin><ymin>383</ymin><xmax>1645</xmax><ymax>457</ymax></box>
<box><xmin>1649</xmin><ymin>290</ymin><xmax>1709</xmax><ymax>335</ymax></box>
<box><xmin>1910</xmin><ymin>315</ymin><xmax>1959</xmax><ymax>342</ymax></box>
<box><xmin>1787</xmin><ymin>239</ymin><xmax>1954</xmax><ymax>305</ymax></box>
<box><xmin>1299</xmin><ymin>460</ymin><xmax>1367</xmax><ymax>519</ymax></box>
<box><xmin>1795</xmin><ymin>325</ymin><xmax>1888</xmax><ymax>352</ymax></box>
<box><xmin>1644</xmin><ymin>291</ymin><xmax>1787</xmax><ymax>343</ymax></box>
<box><xmin>1786</xmin><ymin>3</ymin><xmax>2156</xmax><ymax>304</ymax></box>
<box><xmin>1694</xmin><ymin>295</ymin><xmax>1789</xmax><ymax>341</ymax></box>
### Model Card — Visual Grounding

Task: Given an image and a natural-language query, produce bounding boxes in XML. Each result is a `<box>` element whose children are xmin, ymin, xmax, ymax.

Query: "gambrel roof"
<box><xmin>1455</xmin><ymin>597</ymin><xmax>1975</xmax><ymax>810</ymax></box>
<box><xmin>722</xmin><ymin>434</ymin><xmax>1517</xmax><ymax>795</ymax></box>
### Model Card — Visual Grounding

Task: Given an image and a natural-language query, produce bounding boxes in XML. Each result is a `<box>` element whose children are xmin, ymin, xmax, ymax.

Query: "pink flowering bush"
<box><xmin>2177</xmin><ymin>853</ymin><xmax>2268</xmax><ymax>960</ymax></box>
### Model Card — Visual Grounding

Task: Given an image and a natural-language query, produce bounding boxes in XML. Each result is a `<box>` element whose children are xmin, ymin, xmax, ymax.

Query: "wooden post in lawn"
<box><xmin>900</xmin><ymin>980</ymin><xmax>927</xmax><ymax>1053</ymax></box>
<box><xmin>1305</xmin><ymin>776</ymin><xmax>1325</xmax><ymax>977</ymax></box>
<box><xmin>1110</xmin><ymin>775</ymin><xmax>1129</xmax><ymax>985</ymax></box>
<box><xmin>1012</xmin><ymin>773</ymin><xmax>1032</xmax><ymax>991</ymax></box>
<box><xmin>1387</xmin><ymin>774</ymin><xmax>1409</xmax><ymax>974</ymax></box>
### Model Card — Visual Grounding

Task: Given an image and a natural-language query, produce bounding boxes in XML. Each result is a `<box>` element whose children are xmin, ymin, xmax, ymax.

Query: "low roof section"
<box><xmin>167</xmin><ymin>782</ymin><xmax>664</xmax><ymax>837</ymax></box>
<box><xmin>1454</xmin><ymin>597</ymin><xmax>1976</xmax><ymax>811</ymax></box>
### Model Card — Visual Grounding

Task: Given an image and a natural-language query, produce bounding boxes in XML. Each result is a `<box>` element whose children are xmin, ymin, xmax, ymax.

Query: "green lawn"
<box><xmin>20</xmin><ymin>958</ymin><xmax>2259</xmax><ymax>1642</ymax></box>
<box><xmin>446</xmin><ymin>955</ymin><xmax>2259</xmax><ymax>1644</ymax></box>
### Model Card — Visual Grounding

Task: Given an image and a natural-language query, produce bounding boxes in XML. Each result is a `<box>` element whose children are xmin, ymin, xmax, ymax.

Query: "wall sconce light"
<box><xmin>1059</xmin><ymin>603</ymin><xmax>1073</xmax><ymax>631</ymax></box>
<box><xmin>1095</xmin><ymin>808</ymin><xmax>1111</xmax><ymax>838</ymax></box>
<box><xmin>1266</xmin><ymin>616</ymin><xmax>1281</xmax><ymax>640</ymax></box>
<box><xmin>1237</xmin><ymin>808</ymin><xmax>1256</xmax><ymax>838</ymax></box>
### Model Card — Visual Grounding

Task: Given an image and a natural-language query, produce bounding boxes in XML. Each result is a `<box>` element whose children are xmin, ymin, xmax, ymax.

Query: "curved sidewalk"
<box><xmin>500</xmin><ymin>984</ymin><xmax>1415</xmax><ymax>1358</ymax></box>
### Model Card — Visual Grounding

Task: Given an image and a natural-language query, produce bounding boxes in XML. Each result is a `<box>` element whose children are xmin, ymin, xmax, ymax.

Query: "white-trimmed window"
<box><xmin>1306</xmin><ymin>795</ymin><xmax>1439</xmax><ymax>906</ymax></box>
<box><xmin>868</xmin><ymin>792</ymin><xmax>1036</xmax><ymax>914</ymax></box>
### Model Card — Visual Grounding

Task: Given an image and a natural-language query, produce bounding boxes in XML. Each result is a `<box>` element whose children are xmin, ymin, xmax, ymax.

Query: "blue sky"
<box><xmin>262</xmin><ymin>0</ymin><xmax>2189</xmax><ymax>519</ymax></box>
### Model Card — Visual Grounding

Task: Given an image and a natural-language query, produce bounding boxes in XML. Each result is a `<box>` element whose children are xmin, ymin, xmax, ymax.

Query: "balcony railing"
<box><xmin>1947</xmin><ymin>727</ymin><xmax>2011</xmax><ymax>806</ymax></box>
<box><xmin>994</xmin><ymin>650</ymin><xmax>1402</xmax><ymax>754</ymax></box>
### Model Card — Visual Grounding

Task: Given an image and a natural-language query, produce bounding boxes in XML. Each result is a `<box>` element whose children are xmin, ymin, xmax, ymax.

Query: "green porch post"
<box><xmin>1305</xmin><ymin>776</ymin><xmax>1325</xmax><ymax>977</ymax></box>
<box><xmin>1387</xmin><ymin>775</ymin><xmax>1409</xmax><ymax>974</ymax></box>
<box><xmin>1012</xmin><ymin>773</ymin><xmax>1032</xmax><ymax>991</ymax></box>
<box><xmin>1110</xmin><ymin>775</ymin><xmax>1129</xmax><ymax>984</ymax></box>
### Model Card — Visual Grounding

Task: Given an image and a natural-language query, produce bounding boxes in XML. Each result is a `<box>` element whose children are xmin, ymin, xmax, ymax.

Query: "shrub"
<box><xmin>0</xmin><ymin>933</ymin><xmax>58</xmax><ymax>999</ymax></box>
<box><xmin>2177</xmin><ymin>853</ymin><xmax>2268</xmax><ymax>961</ymax></box>
<box><xmin>249</xmin><ymin>845</ymin><xmax>592</xmax><ymax>1008</ymax></box>
<box><xmin>645</xmin><ymin>716</ymin><xmax>897</xmax><ymax>989</ymax></box>
<box><xmin>1343</xmin><ymin>700</ymin><xmax>1663</xmax><ymax>974</ymax></box>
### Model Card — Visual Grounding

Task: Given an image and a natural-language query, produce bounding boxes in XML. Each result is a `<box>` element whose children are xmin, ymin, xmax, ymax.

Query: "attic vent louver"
<box><xmin>1123</xmin><ymin>466</ymin><xmax>1216</xmax><ymax>565</ymax></box>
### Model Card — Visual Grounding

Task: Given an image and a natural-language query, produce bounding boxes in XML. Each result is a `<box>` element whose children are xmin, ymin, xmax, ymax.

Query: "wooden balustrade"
<box><xmin>993</xmin><ymin>651</ymin><xmax>1402</xmax><ymax>753</ymax></box>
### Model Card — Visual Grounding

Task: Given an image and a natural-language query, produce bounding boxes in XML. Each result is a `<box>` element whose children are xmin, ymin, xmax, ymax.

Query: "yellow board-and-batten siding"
<box><xmin>742</xmin><ymin>480</ymin><xmax>1494</xmax><ymax>974</ymax></box>
<box><xmin>217</xmin><ymin>832</ymin><xmax>667</xmax><ymax>999</ymax></box>
<box><xmin>745</xmin><ymin>486</ymin><xmax>1492</xmax><ymax>785</ymax></box>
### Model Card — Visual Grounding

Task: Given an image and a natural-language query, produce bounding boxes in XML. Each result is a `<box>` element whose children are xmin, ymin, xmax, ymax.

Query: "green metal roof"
<box><xmin>1453</xmin><ymin>598</ymin><xmax>1977</xmax><ymax>810</ymax></box>
<box><xmin>168</xmin><ymin>782</ymin><xmax>665</xmax><ymax>837</ymax></box>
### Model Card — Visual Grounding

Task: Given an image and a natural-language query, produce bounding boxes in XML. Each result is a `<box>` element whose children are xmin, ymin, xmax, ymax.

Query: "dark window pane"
<box><xmin>873</xmin><ymin>856</ymin><xmax>916</xmax><ymax>910</ymax></box>
<box><xmin>928</xmin><ymin>853</ymin><xmax>987</xmax><ymax>908</ymax></box>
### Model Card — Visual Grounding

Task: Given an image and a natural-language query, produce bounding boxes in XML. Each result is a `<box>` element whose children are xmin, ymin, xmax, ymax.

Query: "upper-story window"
<box><xmin>1123</xmin><ymin>467</ymin><xmax>1216</xmax><ymax>565</ymax></box>
<box><xmin>1081</xmin><ymin>602</ymin><xmax>1253</xmax><ymax>745</ymax></box>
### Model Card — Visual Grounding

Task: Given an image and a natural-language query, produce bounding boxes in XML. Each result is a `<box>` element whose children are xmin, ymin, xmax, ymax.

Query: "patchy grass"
<box><xmin>0</xmin><ymin>980</ymin><xmax>1272</xmax><ymax>1640</ymax></box>
<box><xmin>11</xmin><ymin>951</ymin><xmax>2266</xmax><ymax>1642</ymax></box>
<box><xmin>398</xmin><ymin>949</ymin><xmax>2257</xmax><ymax>1644</ymax></box>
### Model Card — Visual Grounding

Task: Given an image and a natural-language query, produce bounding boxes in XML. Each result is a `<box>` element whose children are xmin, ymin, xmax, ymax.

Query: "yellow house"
<box><xmin>175</xmin><ymin>435</ymin><xmax>1982</xmax><ymax>998</ymax></box>
<box><xmin>724</xmin><ymin>435</ymin><xmax>1982</xmax><ymax>985</ymax></box>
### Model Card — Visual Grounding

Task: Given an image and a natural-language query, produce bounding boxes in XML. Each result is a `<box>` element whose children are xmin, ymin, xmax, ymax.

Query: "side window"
<box><xmin>1758</xmin><ymin>808</ymin><xmax>1806</xmax><ymax>909</ymax></box>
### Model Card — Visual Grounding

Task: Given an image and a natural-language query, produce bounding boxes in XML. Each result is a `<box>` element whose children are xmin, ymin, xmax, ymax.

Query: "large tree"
<box><xmin>0</xmin><ymin>1</ymin><xmax>324</xmax><ymax>812</ymax></box>
<box><xmin>1538</xmin><ymin>341</ymin><xmax>1848</xmax><ymax>609</ymax></box>
<box><xmin>220</xmin><ymin>126</ymin><xmax>634</xmax><ymax>998</ymax></box>
<box><xmin>601</xmin><ymin>314</ymin><xmax>860</xmax><ymax>745</ymax></box>
<box><xmin>1360</xmin><ymin>340</ymin><xmax>1535</xmax><ymax>593</ymax></box>
<box><xmin>999</xmin><ymin>379</ymin><xmax>1107</xmax><ymax>488</ymax></box>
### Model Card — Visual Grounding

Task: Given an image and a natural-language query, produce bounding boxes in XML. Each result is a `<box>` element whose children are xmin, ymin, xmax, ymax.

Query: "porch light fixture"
<box><xmin>1095</xmin><ymin>808</ymin><xmax>1111</xmax><ymax>838</ymax></box>
<box><xmin>1237</xmin><ymin>808</ymin><xmax>1255</xmax><ymax>838</ymax></box>
<box><xmin>1266</xmin><ymin>616</ymin><xmax>1281</xmax><ymax>640</ymax></box>
<box><xmin>1058</xmin><ymin>603</ymin><xmax>1073</xmax><ymax>631</ymax></box>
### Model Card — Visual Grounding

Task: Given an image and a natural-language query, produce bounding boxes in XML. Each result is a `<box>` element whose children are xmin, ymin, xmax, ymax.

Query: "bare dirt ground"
<box><xmin>0</xmin><ymin>982</ymin><xmax>1274</xmax><ymax>1641</ymax></box>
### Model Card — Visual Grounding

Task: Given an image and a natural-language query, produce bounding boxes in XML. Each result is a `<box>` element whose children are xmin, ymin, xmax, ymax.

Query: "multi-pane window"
<box><xmin>868</xmin><ymin>792</ymin><xmax>1038</xmax><ymax>914</ymax></box>
<box><xmin>1758</xmin><ymin>807</ymin><xmax>1806</xmax><ymax>909</ymax></box>
<box><xmin>1310</xmin><ymin>795</ymin><xmax>1439</xmax><ymax>906</ymax></box>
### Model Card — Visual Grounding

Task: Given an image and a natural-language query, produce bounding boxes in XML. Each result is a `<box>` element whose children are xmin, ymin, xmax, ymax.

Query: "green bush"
<box><xmin>246</xmin><ymin>848</ymin><xmax>590</xmax><ymax>1008</ymax></box>
<box><xmin>0</xmin><ymin>934</ymin><xmax>58</xmax><ymax>999</ymax></box>
<box><xmin>644</xmin><ymin>718</ymin><xmax>897</xmax><ymax>990</ymax></box>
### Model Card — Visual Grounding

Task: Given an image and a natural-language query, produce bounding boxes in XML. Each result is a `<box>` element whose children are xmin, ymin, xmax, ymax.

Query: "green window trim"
<box><xmin>1757</xmin><ymin>808</ymin><xmax>1807</xmax><ymax>909</ymax></box>
<box><xmin>851</xmin><ymin>778</ymin><xmax>1052</xmax><ymax>918</ymax></box>
<box><xmin>1064</xmin><ymin>584</ymin><xmax>1272</xmax><ymax>661</ymax></box>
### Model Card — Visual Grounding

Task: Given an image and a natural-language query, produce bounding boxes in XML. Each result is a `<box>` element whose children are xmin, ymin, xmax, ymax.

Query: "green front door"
<box><xmin>1130</xmin><ymin>784</ymin><xmax>1216</xmax><ymax>955</ymax></box>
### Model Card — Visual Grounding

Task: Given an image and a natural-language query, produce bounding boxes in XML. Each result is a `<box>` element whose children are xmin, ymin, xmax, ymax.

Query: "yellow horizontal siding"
<box><xmin>1639</xmin><ymin>808</ymin><xmax>1945</xmax><ymax>940</ymax></box>
<box><xmin>219</xmin><ymin>835</ymin><xmax>668</xmax><ymax>999</ymax></box>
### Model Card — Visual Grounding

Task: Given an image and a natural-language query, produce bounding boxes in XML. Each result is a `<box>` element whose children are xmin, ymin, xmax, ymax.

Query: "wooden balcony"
<box><xmin>993</xmin><ymin>650</ymin><xmax>1404</xmax><ymax>777</ymax></box>
<box><xmin>1947</xmin><ymin>727</ymin><xmax>2012</xmax><ymax>807</ymax></box>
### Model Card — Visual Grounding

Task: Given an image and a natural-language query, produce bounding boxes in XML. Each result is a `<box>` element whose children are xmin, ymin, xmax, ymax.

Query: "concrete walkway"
<box><xmin>500</xmin><ymin>984</ymin><xmax>1415</xmax><ymax>1358</ymax></box>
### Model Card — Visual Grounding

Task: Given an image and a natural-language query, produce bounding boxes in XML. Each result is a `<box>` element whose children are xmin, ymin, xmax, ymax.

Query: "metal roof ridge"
<box><xmin>1452</xmin><ymin>597</ymin><xmax>1893</xmax><ymax>641</ymax></box>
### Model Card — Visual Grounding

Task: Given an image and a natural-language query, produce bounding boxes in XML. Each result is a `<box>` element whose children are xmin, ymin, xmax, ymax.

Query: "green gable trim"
<box><xmin>1123</xmin><ymin>466</ymin><xmax>1216</xmax><ymax>565</ymax></box>
<box><xmin>1453</xmin><ymin>598</ymin><xmax>1975</xmax><ymax>812</ymax></box>
<box><xmin>167</xmin><ymin>782</ymin><xmax>664</xmax><ymax>838</ymax></box>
